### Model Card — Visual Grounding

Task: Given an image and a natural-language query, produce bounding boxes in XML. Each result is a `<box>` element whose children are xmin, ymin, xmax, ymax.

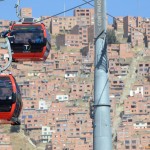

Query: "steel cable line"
<box><xmin>106</xmin><ymin>13</ymin><xmax>147</xmax><ymax>36</ymax></box>
<box><xmin>82</xmin><ymin>0</ymin><xmax>147</xmax><ymax>36</ymax></box>
<box><xmin>35</xmin><ymin>0</ymin><xmax>94</xmax><ymax>23</ymax></box>
<box><xmin>14</xmin><ymin>0</ymin><xmax>146</xmax><ymax>36</ymax></box>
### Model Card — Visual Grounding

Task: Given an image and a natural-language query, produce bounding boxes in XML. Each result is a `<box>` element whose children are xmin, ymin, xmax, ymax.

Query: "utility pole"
<box><xmin>93</xmin><ymin>0</ymin><xmax>112</xmax><ymax>150</ymax></box>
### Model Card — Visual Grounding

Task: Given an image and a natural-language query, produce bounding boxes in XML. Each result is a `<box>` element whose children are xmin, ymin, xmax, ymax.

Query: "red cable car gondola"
<box><xmin>9</xmin><ymin>18</ymin><xmax>51</xmax><ymax>61</ymax></box>
<box><xmin>0</xmin><ymin>74</ymin><xmax>22</xmax><ymax>125</ymax></box>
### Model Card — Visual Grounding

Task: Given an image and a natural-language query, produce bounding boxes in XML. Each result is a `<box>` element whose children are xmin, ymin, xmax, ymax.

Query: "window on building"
<box><xmin>22</xmin><ymin>116</ymin><xmax>26</xmax><ymax>119</ymax></box>
<box><xmin>113</xmin><ymin>81</ymin><xmax>117</xmax><ymax>84</ymax></box>
<box><xmin>132</xmin><ymin>140</ymin><xmax>136</xmax><ymax>144</ymax></box>
<box><xmin>128</xmin><ymin>119</ymin><xmax>132</xmax><ymax>122</ymax></box>
<box><xmin>125</xmin><ymin>146</ymin><xmax>130</xmax><ymax>149</ymax></box>
<box><xmin>147</xmin><ymin>122</ymin><xmax>150</xmax><ymax>125</ymax></box>
<box><xmin>28</xmin><ymin>115</ymin><xmax>32</xmax><ymax>118</ymax></box>
<box><xmin>131</xmin><ymin>105</ymin><xmax>136</xmax><ymax>108</ymax></box>
<box><xmin>125</xmin><ymin>140</ymin><xmax>130</xmax><ymax>144</ymax></box>
<box><xmin>132</xmin><ymin>146</ymin><xmax>136</xmax><ymax>149</ymax></box>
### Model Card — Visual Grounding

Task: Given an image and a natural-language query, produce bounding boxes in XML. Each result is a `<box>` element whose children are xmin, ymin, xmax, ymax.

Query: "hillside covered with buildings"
<box><xmin>0</xmin><ymin>7</ymin><xmax>150</xmax><ymax>150</ymax></box>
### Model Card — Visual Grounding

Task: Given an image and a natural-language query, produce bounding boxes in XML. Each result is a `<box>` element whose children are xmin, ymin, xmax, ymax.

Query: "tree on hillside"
<box><xmin>107</xmin><ymin>29</ymin><xmax>119</xmax><ymax>44</ymax></box>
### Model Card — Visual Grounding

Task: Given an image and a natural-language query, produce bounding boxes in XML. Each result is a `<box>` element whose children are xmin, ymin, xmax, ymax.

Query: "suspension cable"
<box><xmin>82</xmin><ymin>0</ymin><xmax>147</xmax><ymax>36</ymax></box>
<box><xmin>35</xmin><ymin>0</ymin><xmax>94</xmax><ymax>23</ymax></box>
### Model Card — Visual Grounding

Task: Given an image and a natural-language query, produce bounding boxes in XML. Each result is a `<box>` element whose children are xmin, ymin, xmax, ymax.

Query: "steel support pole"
<box><xmin>93</xmin><ymin>0</ymin><xmax>112</xmax><ymax>149</ymax></box>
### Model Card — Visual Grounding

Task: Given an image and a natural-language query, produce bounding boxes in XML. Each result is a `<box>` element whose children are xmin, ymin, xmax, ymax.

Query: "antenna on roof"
<box><xmin>14</xmin><ymin>0</ymin><xmax>21</xmax><ymax>19</ymax></box>
<box><xmin>64</xmin><ymin>0</ymin><xmax>66</xmax><ymax>17</ymax></box>
<box><xmin>137</xmin><ymin>0</ymin><xmax>140</xmax><ymax>16</ymax></box>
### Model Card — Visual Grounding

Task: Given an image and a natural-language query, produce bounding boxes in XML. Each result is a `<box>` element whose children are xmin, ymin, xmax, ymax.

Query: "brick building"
<box><xmin>20</xmin><ymin>8</ymin><xmax>32</xmax><ymax>18</ymax></box>
<box><xmin>0</xmin><ymin>20</ymin><xmax>10</xmax><ymax>32</ymax></box>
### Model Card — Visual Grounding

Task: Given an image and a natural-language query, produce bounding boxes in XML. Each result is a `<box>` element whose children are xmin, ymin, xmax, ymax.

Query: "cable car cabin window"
<box><xmin>46</xmin><ymin>29</ymin><xmax>51</xmax><ymax>42</ymax></box>
<box><xmin>0</xmin><ymin>77</ymin><xmax>13</xmax><ymax>112</ymax></box>
<box><xmin>10</xmin><ymin>25</ymin><xmax>46</xmax><ymax>53</ymax></box>
<box><xmin>0</xmin><ymin>77</ymin><xmax>12</xmax><ymax>100</ymax></box>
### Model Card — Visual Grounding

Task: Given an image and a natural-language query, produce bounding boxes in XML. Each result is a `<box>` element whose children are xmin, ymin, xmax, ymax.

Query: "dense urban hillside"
<box><xmin>0</xmin><ymin>7</ymin><xmax>150</xmax><ymax>150</ymax></box>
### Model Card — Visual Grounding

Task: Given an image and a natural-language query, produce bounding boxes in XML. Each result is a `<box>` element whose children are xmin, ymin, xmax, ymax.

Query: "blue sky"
<box><xmin>0</xmin><ymin>0</ymin><xmax>149</xmax><ymax>21</ymax></box>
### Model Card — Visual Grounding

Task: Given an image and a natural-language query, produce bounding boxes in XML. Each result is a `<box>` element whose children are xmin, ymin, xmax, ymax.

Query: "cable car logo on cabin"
<box><xmin>23</xmin><ymin>44</ymin><xmax>31</xmax><ymax>52</ymax></box>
